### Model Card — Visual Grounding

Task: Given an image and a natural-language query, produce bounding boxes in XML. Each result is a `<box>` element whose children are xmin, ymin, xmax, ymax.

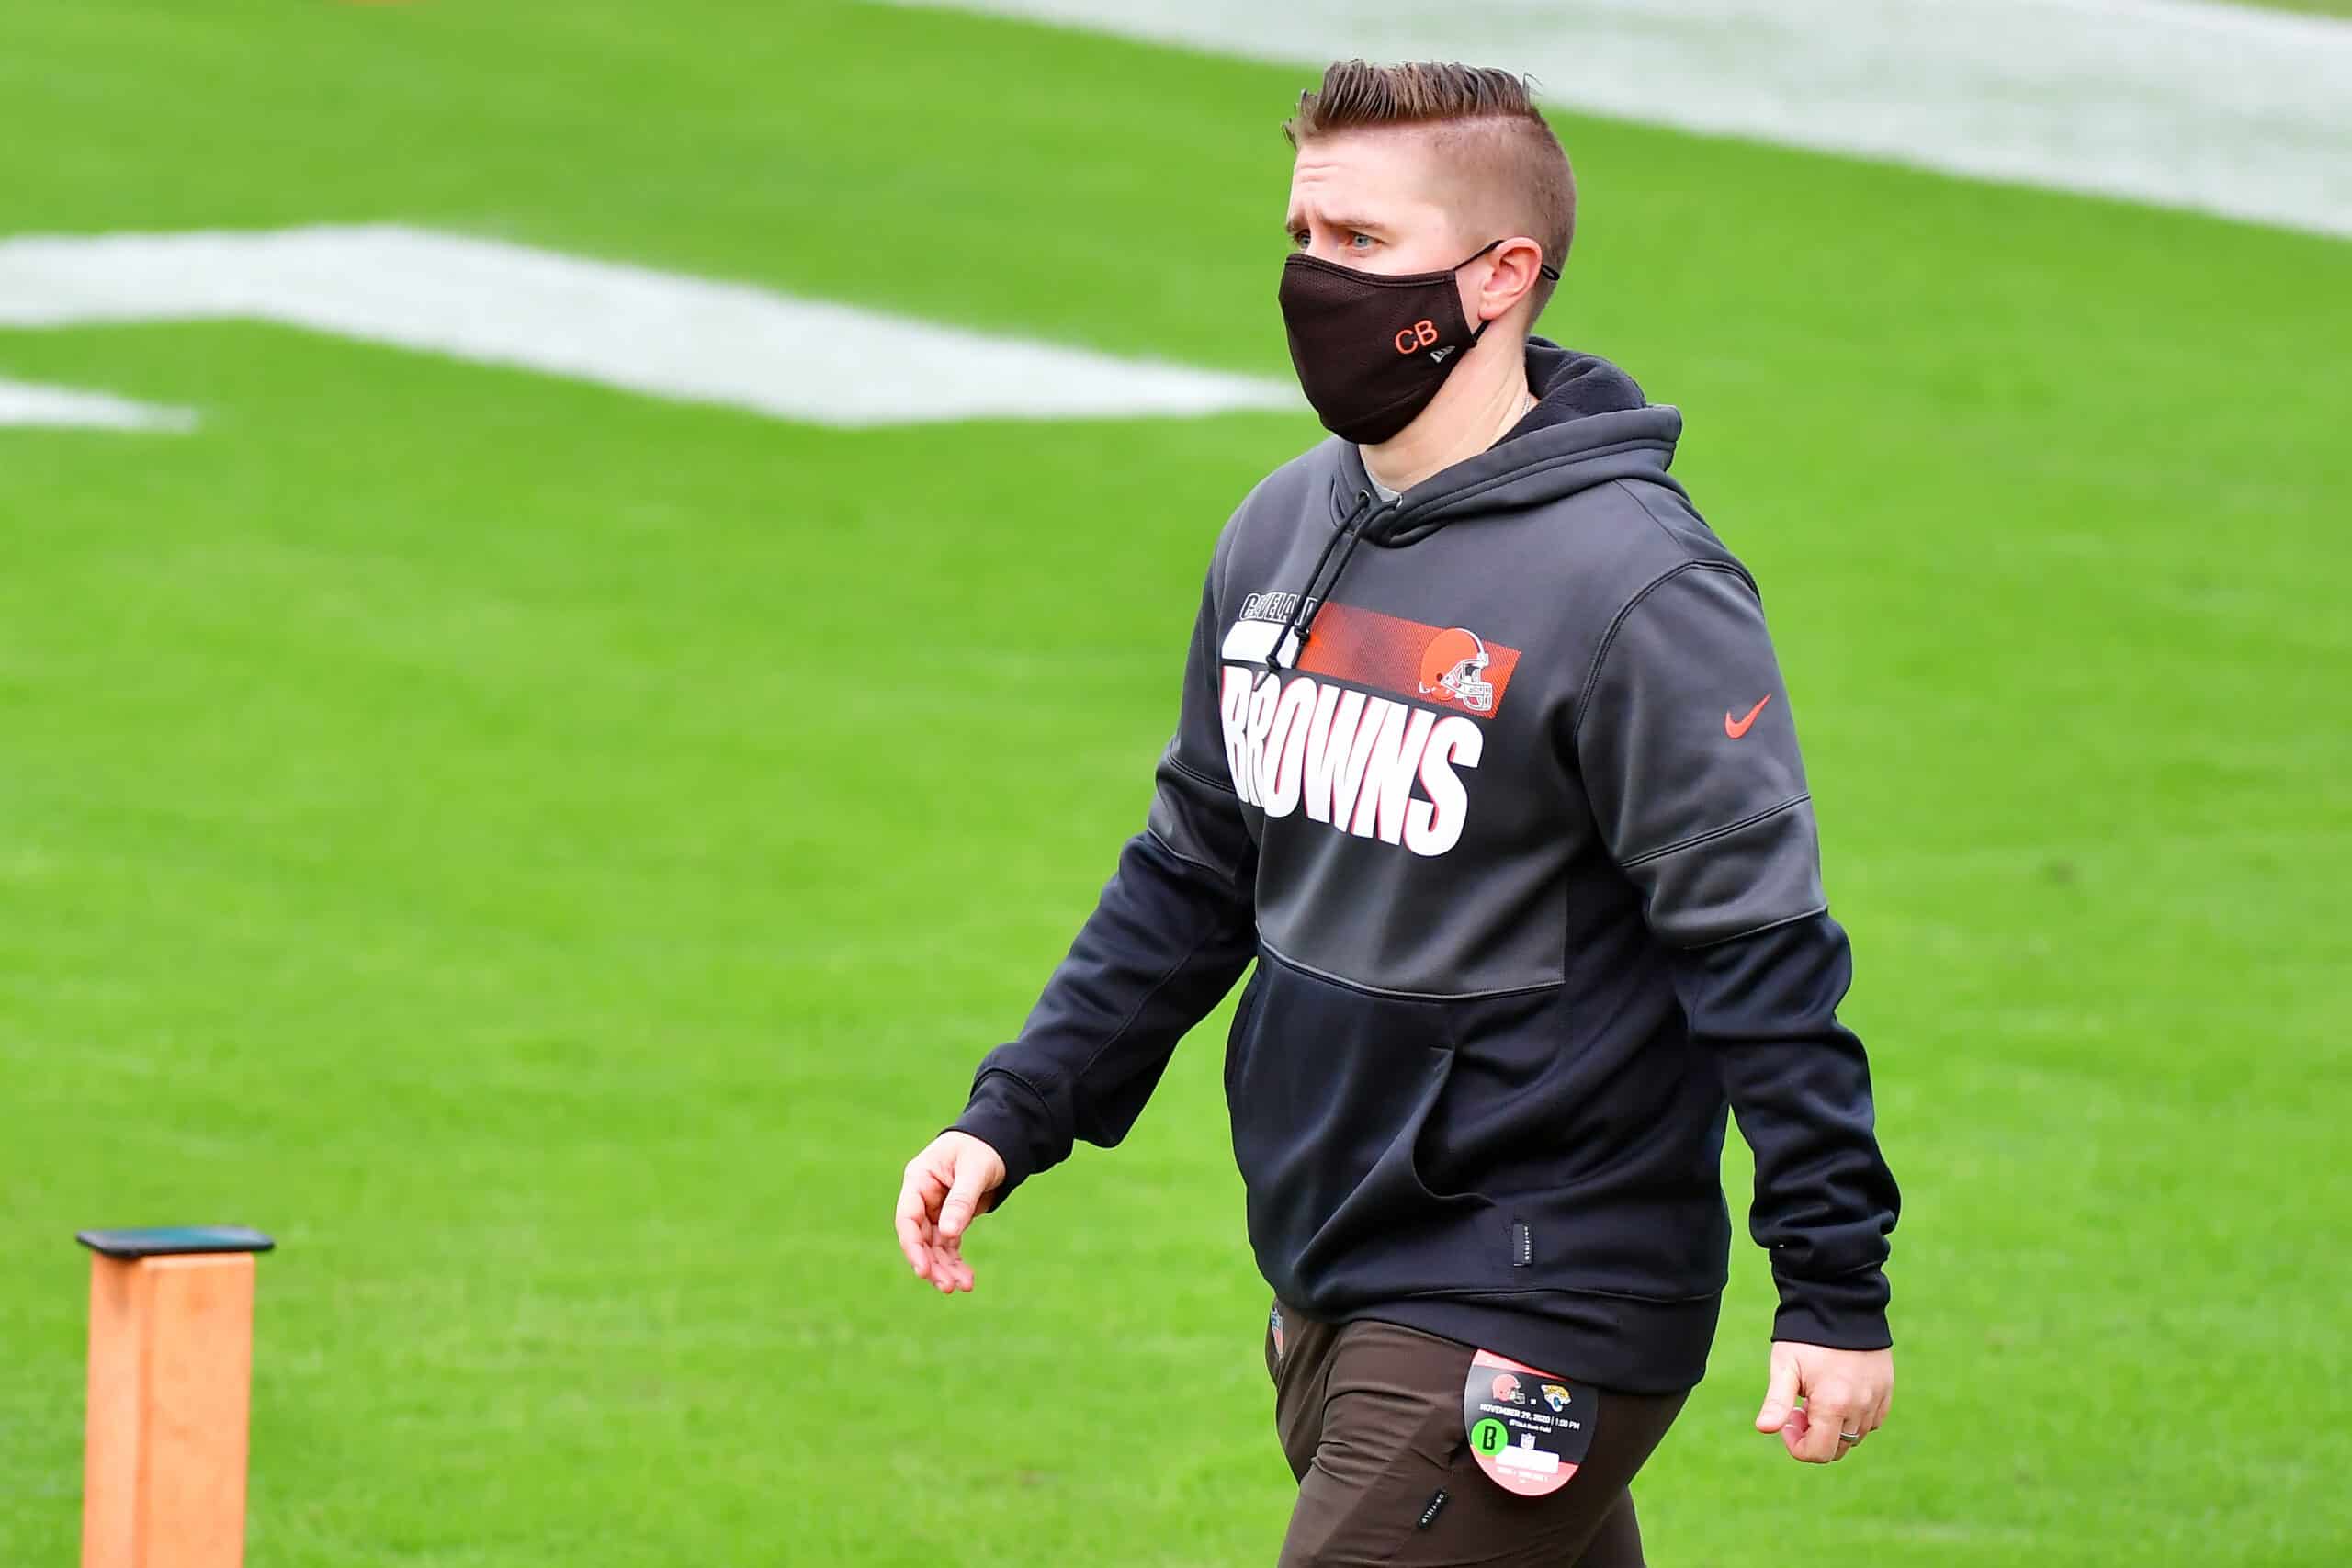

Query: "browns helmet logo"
<box><xmin>1419</xmin><ymin>626</ymin><xmax>1496</xmax><ymax>713</ymax></box>
<box><xmin>1490</xmin><ymin>1372</ymin><xmax>1523</xmax><ymax>1404</ymax></box>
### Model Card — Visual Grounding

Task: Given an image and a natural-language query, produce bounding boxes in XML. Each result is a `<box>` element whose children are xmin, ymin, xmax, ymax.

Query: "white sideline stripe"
<box><xmin>908</xmin><ymin>0</ymin><xmax>2352</xmax><ymax>243</ymax></box>
<box><xmin>0</xmin><ymin>226</ymin><xmax>1301</xmax><ymax>426</ymax></box>
<box><xmin>0</xmin><ymin>377</ymin><xmax>197</xmax><ymax>432</ymax></box>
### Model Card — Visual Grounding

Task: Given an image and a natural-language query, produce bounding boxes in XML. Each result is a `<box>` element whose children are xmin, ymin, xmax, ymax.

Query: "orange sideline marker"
<box><xmin>77</xmin><ymin>1227</ymin><xmax>275</xmax><ymax>1568</ymax></box>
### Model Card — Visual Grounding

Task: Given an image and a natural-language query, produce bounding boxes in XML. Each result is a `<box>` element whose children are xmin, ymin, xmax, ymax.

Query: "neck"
<box><xmin>1362</xmin><ymin>331</ymin><xmax>1533</xmax><ymax>494</ymax></box>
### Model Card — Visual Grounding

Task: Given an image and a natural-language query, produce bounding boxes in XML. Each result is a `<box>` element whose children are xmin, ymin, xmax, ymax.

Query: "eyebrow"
<box><xmin>1283</xmin><ymin>213</ymin><xmax>1388</xmax><ymax>237</ymax></box>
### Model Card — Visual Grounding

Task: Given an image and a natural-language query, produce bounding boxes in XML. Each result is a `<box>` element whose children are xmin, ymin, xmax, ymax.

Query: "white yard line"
<box><xmin>906</xmin><ymin>0</ymin><xmax>2352</xmax><ymax>242</ymax></box>
<box><xmin>0</xmin><ymin>377</ymin><xmax>197</xmax><ymax>433</ymax></box>
<box><xmin>0</xmin><ymin>226</ymin><xmax>1299</xmax><ymax>426</ymax></box>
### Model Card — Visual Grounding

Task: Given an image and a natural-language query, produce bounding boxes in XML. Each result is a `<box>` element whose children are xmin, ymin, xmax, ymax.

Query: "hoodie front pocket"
<box><xmin>1222</xmin><ymin>963</ymin><xmax>1267</xmax><ymax>1104</ymax></box>
<box><xmin>1226</xmin><ymin>949</ymin><xmax>1489</xmax><ymax>1303</ymax></box>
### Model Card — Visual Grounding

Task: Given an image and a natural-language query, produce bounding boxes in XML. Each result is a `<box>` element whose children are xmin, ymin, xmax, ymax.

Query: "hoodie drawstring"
<box><xmin>1265</xmin><ymin>487</ymin><xmax>1386</xmax><ymax>675</ymax></box>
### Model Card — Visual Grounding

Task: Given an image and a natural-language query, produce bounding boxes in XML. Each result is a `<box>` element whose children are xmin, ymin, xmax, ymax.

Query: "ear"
<box><xmin>1474</xmin><ymin>236</ymin><xmax>1550</xmax><ymax>324</ymax></box>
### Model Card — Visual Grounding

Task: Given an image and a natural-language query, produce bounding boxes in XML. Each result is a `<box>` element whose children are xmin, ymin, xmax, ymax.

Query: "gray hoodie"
<box><xmin>953</xmin><ymin>339</ymin><xmax>1899</xmax><ymax>1393</ymax></box>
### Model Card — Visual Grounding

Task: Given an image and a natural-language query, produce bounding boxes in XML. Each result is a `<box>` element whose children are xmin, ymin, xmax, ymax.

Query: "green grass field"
<box><xmin>4</xmin><ymin>3</ymin><xmax>2348</xmax><ymax>1563</ymax></box>
<box><xmin>2240</xmin><ymin>0</ymin><xmax>2352</xmax><ymax>17</ymax></box>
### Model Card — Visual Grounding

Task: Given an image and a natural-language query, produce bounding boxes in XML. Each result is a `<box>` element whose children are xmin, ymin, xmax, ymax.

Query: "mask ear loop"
<box><xmin>1452</xmin><ymin>238</ymin><xmax>1507</xmax><ymax>270</ymax></box>
<box><xmin>1457</xmin><ymin>241</ymin><xmax>1566</xmax><ymax>340</ymax></box>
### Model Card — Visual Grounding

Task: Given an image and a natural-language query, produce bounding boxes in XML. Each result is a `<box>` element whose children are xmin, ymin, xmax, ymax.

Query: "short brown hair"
<box><xmin>1283</xmin><ymin>61</ymin><xmax>1576</xmax><ymax>317</ymax></box>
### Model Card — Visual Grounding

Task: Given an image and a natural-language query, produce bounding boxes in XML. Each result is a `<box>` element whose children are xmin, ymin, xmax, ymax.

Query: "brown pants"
<box><xmin>1266</xmin><ymin>1301</ymin><xmax>1690</xmax><ymax>1567</ymax></box>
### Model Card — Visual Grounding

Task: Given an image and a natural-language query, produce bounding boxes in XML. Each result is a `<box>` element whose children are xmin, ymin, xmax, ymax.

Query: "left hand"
<box><xmin>1754</xmin><ymin>1340</ymin><xmax>1893</xmax><ymax>1463</ymax></box>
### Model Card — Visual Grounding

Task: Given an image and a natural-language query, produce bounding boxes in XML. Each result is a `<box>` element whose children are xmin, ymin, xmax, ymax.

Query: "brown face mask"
<box><xmin>1277</xmin><ymin>240</ymin><xmax>1560</xmax><ymax>445</ymax></box>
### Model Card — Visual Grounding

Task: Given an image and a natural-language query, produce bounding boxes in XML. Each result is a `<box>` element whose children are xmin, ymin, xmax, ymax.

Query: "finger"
<box><xmin>1755</xmin><ymin>1347</ymin><xmax>1801</xmax><ymax>1433</ymax></box>
<box><xmin>1778</xmin><ymin>1404</ymin><xmax>1809</xmax><ymax>1460</ymax></box>
<box><xmin>939</xmin><ymin>1156</ymin><xmax>993</xmax><ymax>1245</ymax></box>
<box><xmin>1803</xmin><ymin>1390</ymin><xmax>1857</xmax><ymax>1463</ymax></box>
<box><xmin>898</xmin><ymin>1156</ymin><xmax>953</xmax><ymax>1271</ymax></box>
<box><xmin>894</xmin><ymin>1179</ymin><xmax>936</xmax><ymax>1279</ymax></box>
<box><xmin>1846</xmin><ymin>1380</ymin><xmax>1886</xmax><ymax>1442</ymax></box>
<box><xmin>925</xmin><ymin>1227</ymin><xmax>971</xmax><ymax>1293</ymax></box>
<box><xmin>1809</xmin><ymin>1402</ymin><xmax>1851</xmax><ymax>1463</ymax></box>
<box><xmin>927</xmin><ymin>1233</ymin><xmax>959</xmax><ymax>1288</ymax></box>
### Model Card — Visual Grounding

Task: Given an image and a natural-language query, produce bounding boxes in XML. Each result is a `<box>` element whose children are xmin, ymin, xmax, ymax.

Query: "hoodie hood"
<box><xmin>1332</xmin><ymin>338</ymin><xmax>1686</xmax><ymax>546</ymax></box>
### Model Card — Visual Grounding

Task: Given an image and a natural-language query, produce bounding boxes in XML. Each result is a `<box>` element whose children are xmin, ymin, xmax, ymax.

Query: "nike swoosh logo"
<box><xmin>1724</xmin><ymin>694</ymin><xmax>1771</xmax><ymax>739</ymax></box>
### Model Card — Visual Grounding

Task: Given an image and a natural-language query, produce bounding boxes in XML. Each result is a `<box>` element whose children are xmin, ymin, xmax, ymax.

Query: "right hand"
<box><xmin>893</xmin><ymin>1132</ymin><xmax>1008</xmax><ymax>1294</ymax></box>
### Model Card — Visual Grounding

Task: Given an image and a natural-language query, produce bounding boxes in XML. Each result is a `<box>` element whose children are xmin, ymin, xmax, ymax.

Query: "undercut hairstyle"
<box><xmin>1283</xmin><ymin>60</ymin><xmax>1577</xmax><ymax>318</ymax></box>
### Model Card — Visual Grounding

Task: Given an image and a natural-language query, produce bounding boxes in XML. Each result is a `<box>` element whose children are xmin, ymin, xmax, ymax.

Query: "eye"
<box><xmin>1347</xmin><ymin>232</ymin><xmax>1374</xmax><ymax>251</ymax></box>
<box><xmin>1289</xmin><ymin>231</ymin><xmax>1310</xmax><ymax>250</ymax></box>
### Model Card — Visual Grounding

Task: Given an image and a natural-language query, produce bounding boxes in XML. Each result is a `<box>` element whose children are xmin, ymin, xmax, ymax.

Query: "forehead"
<box><xmin>1285</xmin><ymin>127</ymin><xmax>1451</xmax><ymax>222</ymax></box>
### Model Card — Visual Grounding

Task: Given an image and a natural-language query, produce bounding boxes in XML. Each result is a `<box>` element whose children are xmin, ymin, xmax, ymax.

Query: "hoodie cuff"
<box><xmin>1770</xmin><ymin>1266</ymin><xmax>1894</xmax><ymax>1351</ymax></box>
<box><xmin>945</xmin><ymin>1069</ymin><xmax>1054</xmax><ymax>1213</ymax></box>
